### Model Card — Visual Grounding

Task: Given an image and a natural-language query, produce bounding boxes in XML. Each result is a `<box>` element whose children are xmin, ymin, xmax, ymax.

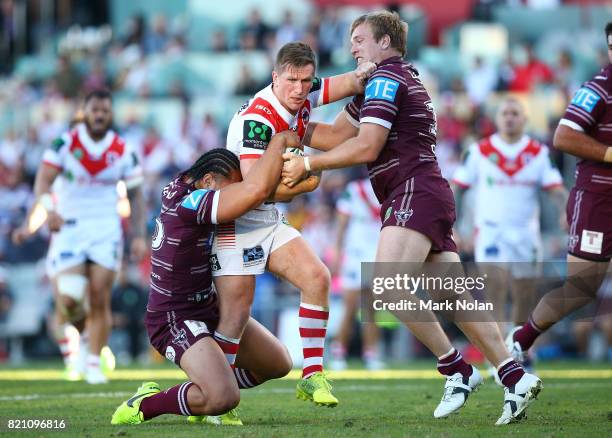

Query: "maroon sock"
<box><xmin>436</xmin><ymin>348</ymin><xmax>472</xmax><ymax>379</ymax></box>
<box><xmin>234</xmin><ymin>367</ymin><xmax>260</xmax><ymax>389</ymax></box>
<box><xmin>497</xmin><ymin>359</ymin><xmax>525</xmax><ymax>387</ymax></box>
<box><xmin>140</xmin><ymin>381</ymin><xmax>193</xmax><ymax>420</ymax></box>
<box><xmin>513</xmin><ymin>317</ymin><xmax>543</xmax><ymax>351</ymax></box>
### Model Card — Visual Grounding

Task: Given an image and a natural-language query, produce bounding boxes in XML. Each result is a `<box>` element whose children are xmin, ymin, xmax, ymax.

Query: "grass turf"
<box><xmin>0</xmin><ymin>361</ymin><xmax>610</xmax><ymax>437</ymax></box>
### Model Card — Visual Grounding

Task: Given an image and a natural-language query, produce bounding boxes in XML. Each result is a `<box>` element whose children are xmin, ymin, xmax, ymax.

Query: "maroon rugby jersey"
<box><xmin>559</xmin><ymin>63</ymin><xmax>612</xmax><ymax>195</ymax></box>
<box><xmin>345</xmin><ymin>56</ymin><xmax>443</xmax><ymax>202</ymax></box>
<box><xmin>147</xmin><ymin>176</ymin><xmax>220</xmax><ymax>312</ymax></box>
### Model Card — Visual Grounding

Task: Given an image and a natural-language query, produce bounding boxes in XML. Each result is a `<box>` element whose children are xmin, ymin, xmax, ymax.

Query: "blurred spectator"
<box><xmin>318</xmin><ymin>7</ymin><xmax>347</xmax><ymax>67</ymax></box>
<box><xmin>123</xmin><ymin>14</ymin><xmax>146</xmax><ymax>50</ymax></box>
<box><xmin>235</xmin><ymin>63</ymin><xmax>260</xmax><ymax>95</ymax></box>
<box><xmin>22</xmin><ymin>127</ymin><xmax>45</xmax><ymax>182</ymax></box>
<box><xmin>0</xmin><ymin>267</ymin><xmax>11</xmax><ymax>323</ymax></box>
<box><xmin>238</xmin><ymin>31</ymin><xmax>257</xmax><ymax>52</ymax></box>
<box><xmin>119</xmin><ymin>54</ymin><xmax>152</xmax><ymax>97</ymax></box>
<box><xmin>37</xmin><ymin>109</ymin><xmax>65</xmax><ymax>146</ymax></box>
<box><xmin>145</xmin><ymin>14</ymin><xmax>169</xmax><ymax>54</ymax></box>
<box><xmin>0</xmin><ymin>128</ymin><xmax>23</xmax><ymax>172</ymax></box>
<box><xmin>0</xmin><ymin>0</ymin><xmax>16</xmax><ymax>74</ymax></box>
<box><xmin>464</xmin><ymin>56</ymin><xmax>497</xmax><ymax>105</ymax></box>
<box><xmin>211</xmin><ymin>29</ymin><xmax>229</xmax><ymax>53</ymax></box>
<box><xmin>140</xmin><ymin>125</ymin><xmax>172</xmax><ymax>176</ymax></box>
<box><xmin>275</xmin><ymin>11</ymin><xmax>303</xmax><ymax>52</ymax></box>
<box><xmin>241</xmin><ymin>8</ymin><xmax>272</xmax><ymax>50</ymax></box>
<box><xmin>54</xmin><ymin>55</ymin><xmax>82</xmax><ymax>99</ymax></box>
<box><xmin>83</xmin><ymin>57</ymin><xmax>109</xmax><ymax>93</ymax></box>
<box><xmin>508</xmin><ymin>44</ymin><xmax>554</xmax><ymax>92</ymax></box>
<box><xmin>192</xmin><ymin>113</ymin><xmax>222</xmax><ymax>153</ymax></box>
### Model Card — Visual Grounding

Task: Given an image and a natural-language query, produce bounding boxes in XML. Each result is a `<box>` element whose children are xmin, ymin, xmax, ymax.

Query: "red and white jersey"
<box><xmin>42</xmin><ymin>123</ymin><xmax>144</xmax><ymax>221</ymax></box>
<box><xmin>226</xmin><ymin>78</ymin><xmax>330</xmax><ymax>160</ymax></box>
<box><xmin>336</xmin><ymin>178</ymin><xmax>381</xmax><ymax>258</ymax></box>
<box><xmin>452</xmin><ymin>134</ymin><xmax>563</xmax><ymax>230</ymax></box>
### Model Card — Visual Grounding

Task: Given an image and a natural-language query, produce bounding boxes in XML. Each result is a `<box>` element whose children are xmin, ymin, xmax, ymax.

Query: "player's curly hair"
<box><xmin>351</xmin><ymin>11</ymin><xmax>408</xmax><ymax>57</ymax></box>
<box><xmin>183</xmin><ymin>148</ymin><xmax>240</xmax><ymax>181</ymax></box>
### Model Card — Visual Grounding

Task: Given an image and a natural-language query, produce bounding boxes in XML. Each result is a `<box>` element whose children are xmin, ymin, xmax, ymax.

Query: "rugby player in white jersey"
<box><xmin>452</xmin><ymin>97</ymin><xmax>567</xmax><ymax>341</ymax></box>
<box><xmin>329</xmin><ymin>177</ymin><xmax>384</xmax><ymax>371</ymax></box>
<box><xmin>215</xmin><ymin>42</ymin><xmax>374</xmax><ymax>407</ymax></box>
<box><xmin>13</xmin><ymin>89</ymin><xmax>146</xmax><ymax>384</ymax></box>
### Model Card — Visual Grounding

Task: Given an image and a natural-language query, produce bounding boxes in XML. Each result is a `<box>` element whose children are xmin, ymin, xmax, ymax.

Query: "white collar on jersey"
<box><xmin>490</xmin><ymin>133</ymin><xmax>531</xmax><ymax>158</ymax></box>
<box><xmin>264</xmin><ymin>84</ymin><xmax>297</xmax><ymax>122</ymax></box>
<box><xmin>76</xmin><ymin>123</ymin><xmax>115</xmax><ymax>156</ymax></box>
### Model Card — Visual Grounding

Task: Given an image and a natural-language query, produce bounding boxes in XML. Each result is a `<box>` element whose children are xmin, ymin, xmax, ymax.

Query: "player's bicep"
<box><xmin>357</xmin><ymin>122</ymin><xmax>389</xmax><ymax>161</ymax></box>
<box><xmin>215</xmin><ymin>181</ymin><xmax>266</xmax><ymax>224</ymax></box>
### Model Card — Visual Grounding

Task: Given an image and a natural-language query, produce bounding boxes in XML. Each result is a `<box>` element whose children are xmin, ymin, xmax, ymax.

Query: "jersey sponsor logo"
<box><xmin>181</xmin><ymin>189</ymin><xmax>209</xmax><ymax>210</ymax></box>
<box><xmin>184</xmin><ymin>320</ymin><xmax>210</xmax><ymax>337</ymax></box>
<box><xmin>165</xmin><ymin>346</ymin><xmax>176</xmax><ymax>362</ymax></box>
<box><xmin>365</xmin><ymin>77</ymin><xmax>399</xmax><ymax>102</ymax></box>
<box><xmin>171</xmin><ymin>328</ymin><xmax>188</xmax><ymax>346</ymax></box>
<box><xmin>210</xmin><ymin>254</ymin><xmax>221</xmax><ymax>271</ymax></box>
<box><xmin>151</xmin><ymin>217</ymin><xmax>164</xmax><ymax>250</ymax></box>
<box><xmin>301</xmin><ymin>106</ymin><xmax>310</xmax><ymax>125</ymax></box>
<box><xmin>580</xmin><ymin>229</ymin><xmax>603</xmax><ymax>254</ymax></box>
<box><xmin>51</xmin><ymin>137</ymin><xmax>65</xmax><ymax>152</ymax></box>
<box><xmin>394</xmin><ymin>208</ymin><xmax>413</xmax><ymax>222</ymax></box>
<box><xmin>255</xmin><ymin>104</ymin><xmax>272</xmax><ymax>115</ymax></box>
<box><xmin>571</xmin><ymin>87</ymin><xmax>600</xmax><ymax>113</ymax></box>
<box><xmin>243</xmin><ymin>120</ymin><xmax>271</xmax><ymax>150</ymax></box>
<box><xmin>243</xmin><ymin>245</ymin><xmax>265</xmax><ymax>267</ymax></box>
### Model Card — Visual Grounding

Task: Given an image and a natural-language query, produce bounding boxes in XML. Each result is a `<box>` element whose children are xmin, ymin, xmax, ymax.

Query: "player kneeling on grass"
<box><xmin>111</xmin><ymin>132</ymin><xmax>299</xmax><ymax>426</ymax></box>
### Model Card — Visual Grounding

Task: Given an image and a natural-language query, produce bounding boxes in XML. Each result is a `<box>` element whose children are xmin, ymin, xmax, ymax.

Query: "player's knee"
<box><xmin>205</xmin><ymin>386</ymin><xmax>240</xmax><ymax>415</ymax></box>
<box><xmin>273</xmin><ymin>346</ymin><xmax>293</xmax><ymax>378</ymax></box>
<box><xmin>57</xmin><ymin>274</ymin><xmax>87</xmax><ymax>306</ymax></box>
<box><xmin>306</xmin><ymin>263</ymin><xmax>331</xmax><ymax>293</ymax></box>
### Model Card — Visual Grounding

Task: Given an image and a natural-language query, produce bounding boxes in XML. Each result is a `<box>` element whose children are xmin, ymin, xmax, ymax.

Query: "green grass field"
<box><xmin>1</xmin><ymin>362</ymin><xmax>610</xmax><ymax>437</ymax></box>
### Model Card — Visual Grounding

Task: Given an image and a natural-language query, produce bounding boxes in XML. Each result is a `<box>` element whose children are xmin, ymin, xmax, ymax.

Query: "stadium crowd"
<box><xmin>0</xmin><ymin>0</ymin><xmax>610</xmax><ymax>365</ymax></box>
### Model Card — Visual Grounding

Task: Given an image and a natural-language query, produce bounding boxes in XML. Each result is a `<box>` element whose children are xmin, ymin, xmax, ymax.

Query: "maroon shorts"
<box><xmin>381</xmin><ymin>175</ymin><xmax>457</xmax><ymax>253</ymax></box>
<box><xmin>145</xmin><ymin>295</ymin><xmax>220</xmax><ymax>367</ymax></box>
<box><xmin>567</xmin><ymin>188</ymin><xmax>612</xmax><ymax>262</ymax></box>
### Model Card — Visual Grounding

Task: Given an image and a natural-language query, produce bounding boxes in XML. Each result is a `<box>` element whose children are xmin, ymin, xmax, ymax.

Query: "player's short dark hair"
<box><xmin>351</xmin><ymin>11</ymin><xmax>408</xmax><ymax>57</ymax></box>
<box><xmin>605</xmin><ymin>22</ymin><xmax>612</xmax><ymax>39</ymax></box>
<box><xmin>84</xmin><ymin>89</ymin><xmax>112</xmax><ymax>104</ymax></box>
<box><xmin>274</xmin><ymin>42</ymin><xmax>316</xmax><ymax>73</ymax></box>
<box><xmin>183</xmin><ymin>148</ymin><xmax>240</xmax><ymax>181</ymax></box>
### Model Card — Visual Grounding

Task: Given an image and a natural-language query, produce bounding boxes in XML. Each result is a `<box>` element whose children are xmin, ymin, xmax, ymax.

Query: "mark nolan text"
<box><xmin>373</xmin><ymin>299</ymin><xmax>493</xmax><ymax>312</ymax></box>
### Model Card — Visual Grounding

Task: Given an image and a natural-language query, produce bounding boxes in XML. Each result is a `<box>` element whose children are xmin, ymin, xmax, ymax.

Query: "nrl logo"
<box><xmin>394</xmin><ymin>209</ymin><xmax>413</xmax><ymax>222</ymax></box>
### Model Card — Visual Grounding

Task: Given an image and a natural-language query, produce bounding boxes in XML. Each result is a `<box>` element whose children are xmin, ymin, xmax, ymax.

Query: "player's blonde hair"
<box><xmin>351</xmin><ymin>11</ymin><xmax>408</xmax><ymax>57</ymax></box>
<box><xmin>274</xmin><ymin>42</ymin><xmax>316</xmax><ymax>73</ymax></box>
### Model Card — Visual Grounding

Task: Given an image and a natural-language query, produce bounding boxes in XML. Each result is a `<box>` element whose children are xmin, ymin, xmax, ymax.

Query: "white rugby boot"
<box><xmin>434</xmin><ymin>366</ymin><xmax>484</xmax><ymax>418</ymax></box>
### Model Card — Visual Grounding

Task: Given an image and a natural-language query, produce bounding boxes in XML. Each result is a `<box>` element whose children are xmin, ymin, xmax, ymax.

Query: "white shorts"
<box><xmin>211</xmin><ymin>207</ymin><xmax>301</xmax><ymax>276</ymax></box>
<box><xmin>475</xmin><ymin>223</ymin><xmax>542</xmax><ymax>278</ymax></box>
<box><xmin>46</xmin><ymin>218</ymin><xmax>123</xmax><ymax>277</ymax></box>
<box><xmin>340</xmin><ymin>246</ymin><xmax>377</xmax><ymax>290</ymax></box>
